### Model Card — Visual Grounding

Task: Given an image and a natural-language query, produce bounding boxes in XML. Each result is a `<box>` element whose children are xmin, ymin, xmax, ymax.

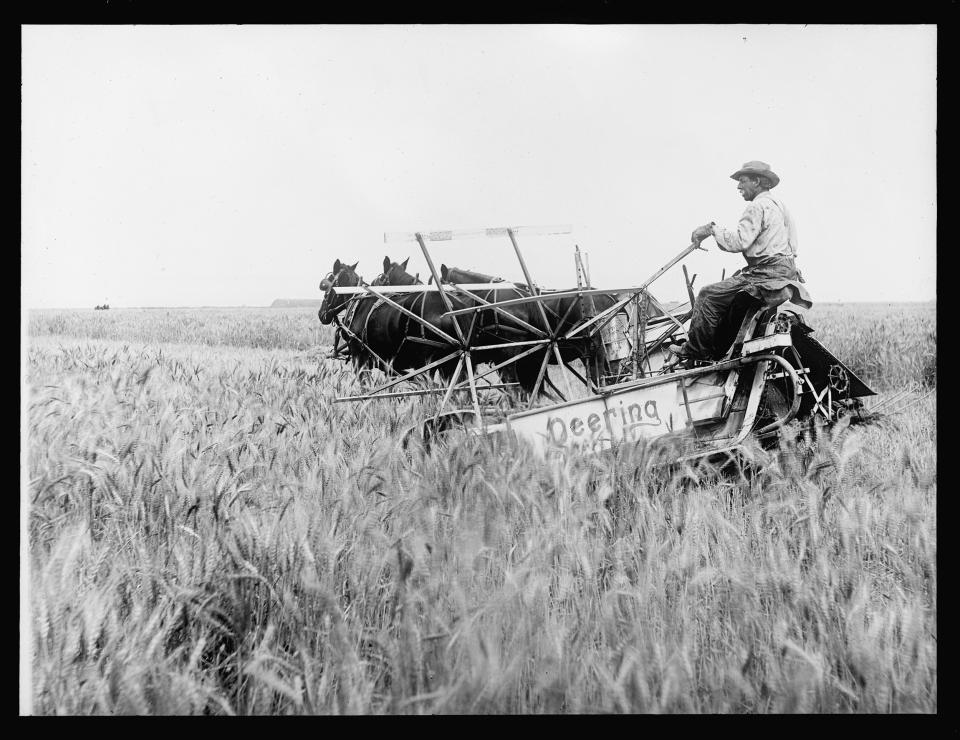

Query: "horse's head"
<box><xmin>440</xmin><ymin>264</ymin><xmax>504</xmax><ymax>285</ymax></box>
<box><xmin>318</xmin><ymin>258</ymin><xmax>361</xmax><ymax>324</ymax></box>
<box><xmin>374</xmin><ymin>256</ymin><xmax>421</xmax><ymax>286</ymax></box>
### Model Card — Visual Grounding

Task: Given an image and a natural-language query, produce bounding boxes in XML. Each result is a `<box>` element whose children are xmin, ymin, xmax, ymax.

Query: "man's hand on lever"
<box><xmin>690</xmin><ymin>222</ymin><xmax>715</xmax><ymax>249</ymax></box>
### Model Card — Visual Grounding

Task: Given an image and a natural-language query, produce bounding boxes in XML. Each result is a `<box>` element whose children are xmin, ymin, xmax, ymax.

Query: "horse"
<box><xmin>319</xmin><ymin>259</ymin><xmax>379</xmax><ymax>370</ymax></box>
<box><xmin>318</xmin><ymin>258</ymin><xmax>359</xmax><ymax>326</ymax></box>
<box><xmin>374</xmin><ymin>256</ymin><xmax>420</xmax><ymax>286</ymax></box>
<box><xmin>438</xmin><ymin>264</ymin><xmax>668</xmax><ymax>391</ymax></box>
<box><xmin>380</xmin><ymin>260</ymin><xmax>570</xmax><ymax>398</ymax></box>
<box><xmin>320</xmin><ymin>256</ymin><xmax>664</xmax><ymax>399</ymax></box>
<box><xmin>370</xmin><ymin>257</ymin><xmax>515</xmax><ymax>386</ymax></box>
<box><xmin>435</xmin><ymin>264</ymin><xmax>541</xmax><ymax>346</ymax></box>
<box><xmin>319</xmin><ymin>258</ymin><xmax>461</xmax><ymax>382</ymax></box>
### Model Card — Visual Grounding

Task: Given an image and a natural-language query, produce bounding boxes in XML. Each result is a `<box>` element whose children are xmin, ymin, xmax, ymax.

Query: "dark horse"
<box><xmin>384</xmin><ymin>260</ymin><xmax>649</xmax><ymax>397</ymax></box>
<box><xmin>374</xmin><ymin>256</ymin><xmax>420</xmax><ymax>287</ymax></box>
<box><xmin>371</xmin><ymin>257</ymin><xmax>531</xmax><ymax>388</ymax></box>
<box><xmin>438</xmin><ymin>264</ymin><xmax>666</xmax><ymax>389</ymax></box>
<box><xmin>320</xmin><ymin>256</ymin><xmax>663</xmax><ymax>398</ymax></box>
<box><xmin>318</xmin><ymin>258</ymin><xmax>461</xmax><ymax>381</ymax></box>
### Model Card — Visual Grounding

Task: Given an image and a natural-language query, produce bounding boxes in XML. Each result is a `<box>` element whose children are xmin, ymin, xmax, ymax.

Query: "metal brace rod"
<box><xmin>552</xmin><ymin>290</ymin><xmax>585</xmax><ymax>334</ymax></box>
<box><xmin>448</xmin><ymin>342</ymin><xmax>550</xmax><ymax>390</ymax></box>
<box><xmin>463</xmin><ymin>352</ymin><xmax>483</xmax><ymax>420</ymax></box>
<box><xmin>789</xmin><ymin>346</ymin><xmax>832</xmax><ymax>417</ymax></box>
<box><xmin>527</xmin><ymin>347</ymin><xmax>554</xmax><ymax>409</ymax></box>
<box><xmin>594</xmin><ymin>354</ymin><xmax>757</xmax><ymax>395</ymax></box>
<box><xmin>507</xmin><ymin>227</ymin><xmax>552</xmax><ymax>334</ymax></box>
<box><xmin>336</xmin><ymin>384</ymin><xmax>517</xmax><ymax>402</ymax></box>
<box><xmin>415</xmin><ymin>232</ymin><xmax>468</xmax><ymax>346</ymax></box>
<box><xmin>443</xmin><ymin>286</ymin><xmax>650</xmax><ymax>314</ymax></box>
<box><xmin>470</xmin><ymin>338</ymin><xmax>552</xmax><ymax>352</ymax></box>
<box><xmin>563</xmin><ymin>292</ymin><xmax>637</xmax><ymax>340</ymax></box>
<box><xmin>358</xmin><ymin>282</ymin><xmax>460</xmax><ymax>347</ymax></box>
<box><xmin>347</xmin><ymin>349</ymin><xmax>462</xmax><ymax>399</ymax></box>
<box><xmin>404</xmin><ymin>335</ymin><xmax>454</xmax><ymax>349</ymax></box>
<box><xmin>647</xmin><ymin>293</ymin><xmax>687</xmax><ymax>334</ymax></box>
<box><xmin>443</xmin><ymin>284</ymin><xmax>549</xmax><ymax>338</ymax></box>
<box><xmin>678</xmin><ymin>380</ymin><xmax>699</xmax><ymax>438</ymax></box>
<box><xmin>562</xmin><ymin>358</ymin><xmax>600</xmax><ymax>394</ymax></box>
<box><xmin>434</xmin><ymin>354</ymin><xmax>465</xmax><ymax>420</ymax></box>
<box><xmin>500</xmin><ymin>242</ymin><xmax>696</xmax><ymax>335</ymax></box>
<box><xmin>334</xmin><ymin>319</ymin><xmax>396</xmax><ymax>374</ymax></box>
<box><xmin>679</xmin><ymin>390</ymin><xmax>729</xmax><ymax>404</ymax></box>
<box><xmin>645</xmin><ymin>319</ymin><xmax>689</xmax><ymax>361</ymax></box>
<box><xmin>330</xmin><ymin>282</ymin><xmax>515</xmax><ymax>295</ymax></box>
<box><xmin>576</xmin><ymin>288</ymin><xmax>686</xmax><ymax>346</ymax></box>
<box><xmin>632</xmin><ymin>293</ymin><xmax>643</xmax><ymax>380</ymax></box>
<box><xmin>682</xmin><ymin>264</ymin><xmax>697</xmax><ymax>309</ymax></box>
<box><xmin>552</xmin><ymin>343</ymin><xmax>575</xmax><ymax>399</ymax></box>
<box><xmin>640</xmin><ymin>242</ymin><xmax>706</xmax><ymax>294</ymax></box>
<box><xmin>767</xmin><ymin>367</ymin><xmax>810</xmax><ymax>380</ymax></box>
<box><xmin>463</xmin><ymin>306</ymin><xmax>480</xmax><ymax>348</ymax></box>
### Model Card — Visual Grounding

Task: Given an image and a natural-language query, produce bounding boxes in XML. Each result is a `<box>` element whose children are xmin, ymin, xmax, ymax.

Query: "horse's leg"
<box><xmin>434</xmin><ymin>355</ymin><xmax>459</xmax><ymax>385</ymax></box>
<box><xmin>511</xmin><ymin>353</ymin><xmax>552</xmax><ymax>400</ymax></box>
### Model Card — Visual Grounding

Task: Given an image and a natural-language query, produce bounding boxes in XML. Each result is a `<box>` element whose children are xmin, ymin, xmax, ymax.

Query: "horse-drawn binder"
<box><xmin>318</xmin><ymin>226</ymin><xmax>875</xmax><ymax>461</ymax></box>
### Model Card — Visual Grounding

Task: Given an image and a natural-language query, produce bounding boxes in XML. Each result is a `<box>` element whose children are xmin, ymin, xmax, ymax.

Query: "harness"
<box><xmin>334</xmin><ymin>311</ymin><xmax>394</xmax><ymax>372</ymax></box>
<box><xmin>327</xmin><ymin>267</ymin><xmax>437</xmax><ymax>371</ymax></box>
<box><xmin>323</xmin><ymin>270</ymin><xmax>392</xmax><ymax>370</ymax></box>
<box><xmin>325</xmin><ymin>267</ymin><xmax>598</xmax><ymax>370</ymax></box>
<box><xmin>328</xmin><ymin>293</ymin><xmax>398</xmax><ymax>373</ymax></box>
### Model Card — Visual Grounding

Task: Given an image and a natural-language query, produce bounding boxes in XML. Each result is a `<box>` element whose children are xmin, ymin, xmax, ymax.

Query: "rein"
<box><xmin>323</xmin><ymin>268</ymin><xmax>371</xmax><ymax>361</ymax></box>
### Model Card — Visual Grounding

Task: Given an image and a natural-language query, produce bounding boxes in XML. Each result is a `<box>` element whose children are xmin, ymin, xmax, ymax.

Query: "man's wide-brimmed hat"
<box><xmin>730</xmin><ymin>160</ymin><xmax>780</xmax><ymax>188</ymax></box>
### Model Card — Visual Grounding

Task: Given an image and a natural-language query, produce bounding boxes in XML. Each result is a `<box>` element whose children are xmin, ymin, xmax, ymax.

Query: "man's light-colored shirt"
<box><xmin>713</xmin><ymin>190</ymin><xmax>798</xmax><ymax>260</ymax></box>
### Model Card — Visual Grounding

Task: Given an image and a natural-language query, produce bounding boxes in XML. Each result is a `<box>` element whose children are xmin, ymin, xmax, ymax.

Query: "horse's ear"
<box><xmin>383</xmin><ymin>256</ymin><xmax>391</xmax><ymax>273</ymax></box>
<box><xmin>334</xmin><ymin>259</ymin><xmax>342</xmax><ymax>272</ymax></box>
<box><xmin>441</xmin><ymin>264</ymin><xmax>448</xmax><ymax>281</ymax></box>
<box><xmin>428</xmin><ymin>273</ymin><xmax>434</xmax><ymax>285</ymax></box>
<box><xmin>401</xmin><ymin>257</ymin><xmax>409</xmax><ymax>271</ymax></box>
<box><xmin>350</xmin><ymin>261</ymin><xmax>359</xmax><ymax>271</ymax></box>
<box><xmin>414</xmin><ymin>272</ymin><xmax>420</xmax><ymax>283</ymax></box>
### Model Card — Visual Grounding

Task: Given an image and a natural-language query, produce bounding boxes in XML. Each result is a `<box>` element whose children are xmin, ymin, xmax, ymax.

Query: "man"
<box><xmin>669</xmin><ymin>160</ymin><xmax>812</xmax><ymax>362</ymax></box>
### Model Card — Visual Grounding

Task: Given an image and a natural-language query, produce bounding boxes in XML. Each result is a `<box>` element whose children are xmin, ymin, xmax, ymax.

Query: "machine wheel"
<box><xmin>755</xmin><ymin>380</ymin><xmax>792</xmax><ymax>448</ymax></box>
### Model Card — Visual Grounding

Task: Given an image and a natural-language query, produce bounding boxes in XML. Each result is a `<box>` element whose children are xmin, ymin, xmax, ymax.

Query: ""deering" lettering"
<box><xmin>545</xmin><ymin>398</ymin><xmax>662</xmax><ymax>446</ymax></box>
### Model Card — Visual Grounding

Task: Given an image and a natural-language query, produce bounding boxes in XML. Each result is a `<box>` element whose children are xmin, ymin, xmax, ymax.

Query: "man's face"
<box><xmin>737</xmin><ymin>175</ymin><xmax>762</xmax><ymax>201</ymax></box>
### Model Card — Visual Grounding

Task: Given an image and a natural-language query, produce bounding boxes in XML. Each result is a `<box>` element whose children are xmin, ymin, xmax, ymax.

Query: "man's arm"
<box><xmin>712</xmin><ymin>202</ymin><xmax>763</xmax><ymax>253</ymax></box>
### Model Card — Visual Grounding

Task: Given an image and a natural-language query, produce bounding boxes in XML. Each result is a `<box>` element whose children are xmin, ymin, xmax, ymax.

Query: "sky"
<box><xmin>21</xmin><ymin>24</ymin><xmax>937</xmax><ymax>308</ymax></box>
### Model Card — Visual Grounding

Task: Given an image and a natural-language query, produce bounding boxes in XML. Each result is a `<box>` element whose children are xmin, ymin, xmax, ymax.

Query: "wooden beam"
<box><xmin>384</xmin><ymin>225</ymin><xmax>572</xmax><ymax>243</ymax></box>
<box><xmin>330</xmin><ymin>282</ymin><xmax>517</xmax><ymax>295</ymax></box>
<box><xmin>442</xmin><ymin>286</ymin><xmax>648</xmax><ymax>315</ymax></box>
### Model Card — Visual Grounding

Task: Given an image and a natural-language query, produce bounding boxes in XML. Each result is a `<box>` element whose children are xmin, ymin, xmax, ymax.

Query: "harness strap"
<box><xmin>336</xmin><ymin>319</ymin><xmax>395</xmax><ymax>373</ymax></box>
<box><xmin>358</xmin><ymin>295</ymin><xmax>386</xmax><ymax>344</ymax></box>
<box><xmin>331</xmin><ymin>316</ymin><xmax>344</xmax><ymax>356</ymax></box>
<box><xmin>418</xmin><ymin>291</ymin><xmax>426</xmax><ymax>341</ymax></box>
<box><xmin>331</xmin><ymin>294</ymin><xmax>363</xmax><ymax>357</ymax></box>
